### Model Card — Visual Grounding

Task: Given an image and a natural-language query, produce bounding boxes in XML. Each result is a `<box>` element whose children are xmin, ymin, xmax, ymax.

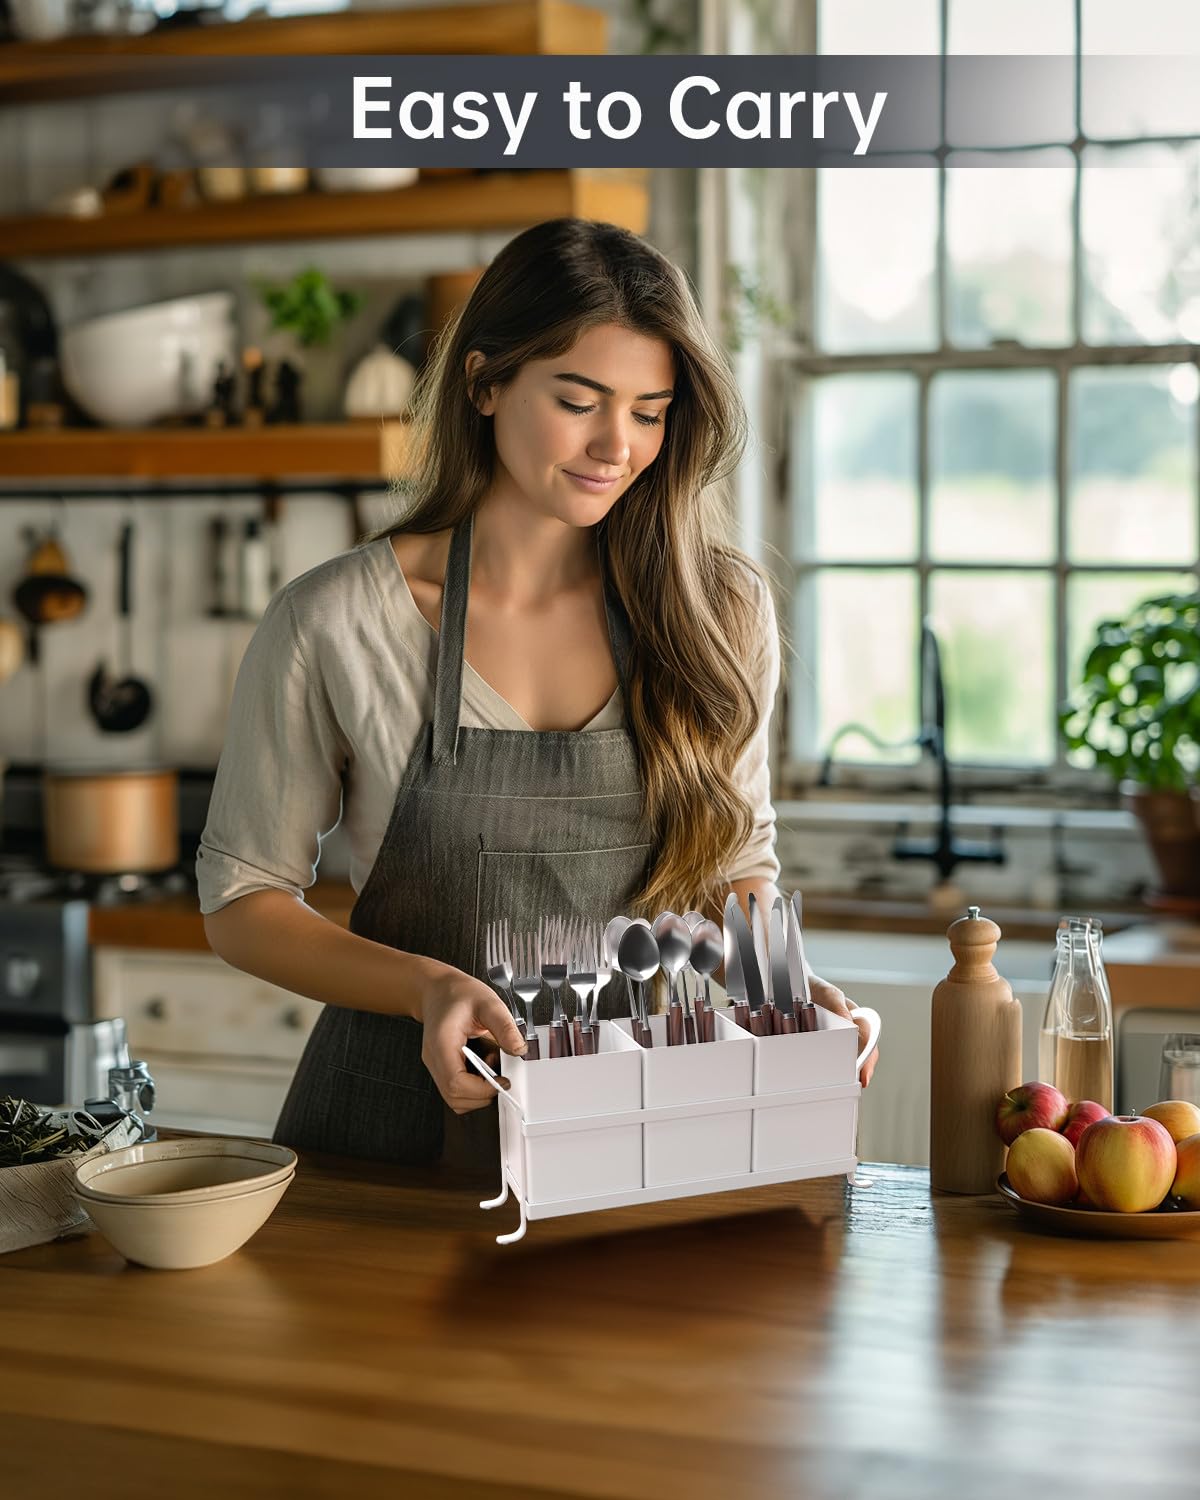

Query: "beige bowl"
<box><xmin>74</xmin><ymin>1138</ymin><xmax>296</xmax><ymax>1204</ymax></box>
<box><xmin>73</xmin><ymin>1171</ymin><xmax>294</xmax><ymax>1270</ymax></box>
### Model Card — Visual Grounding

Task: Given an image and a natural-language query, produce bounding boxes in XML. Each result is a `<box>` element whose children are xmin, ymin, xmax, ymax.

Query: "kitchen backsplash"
<box><xmin>0</xmin><ymin>490</ymin><xmax>376</xmax><ymax>769</ymax></box>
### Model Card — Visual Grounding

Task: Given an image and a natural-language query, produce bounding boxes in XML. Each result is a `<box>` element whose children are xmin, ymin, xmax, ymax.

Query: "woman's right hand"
<box><xmin>418</xmin><ymin>964</ymin><xmax>527</xmax><ymax>1113</ymax></box>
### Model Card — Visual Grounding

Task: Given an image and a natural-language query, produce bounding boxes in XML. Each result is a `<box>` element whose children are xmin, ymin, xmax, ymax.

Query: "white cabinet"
<box><xmin>803</xmin><ymin>930</ymin><xmax>1052</xmax><ymax>1167</ymax></box>
<box><xmin>92</xmin><ymin>948</ymin><xmax>323</xmax><ymax>1137</ymax></box>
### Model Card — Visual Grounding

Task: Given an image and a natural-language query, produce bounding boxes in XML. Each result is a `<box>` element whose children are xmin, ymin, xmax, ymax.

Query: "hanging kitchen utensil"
<box><xmin>13</xmin><ymin>522</ymin><xmax>88</xmax><ymax>662</ymax></box>
<box><xmin>88</xmin><ymin>520</ymin><xmax>153</xmax><ymax>734</ymax></box>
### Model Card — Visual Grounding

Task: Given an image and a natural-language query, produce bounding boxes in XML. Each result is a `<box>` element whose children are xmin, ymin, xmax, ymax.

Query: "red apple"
<box><xmin>1170</xmin><ymin>1132</ymin><xmax>1200</xmax><ymax>1209</ymax></box>
<box><xmin>1061</xmin><ymin>1100</ymin><xmax>1111</xmax><ymax>1149</ymax></box>
<box><xmin>995</xmin><ymin>1081</ymin><xmax>1070</xmax><ymax>1145</ymax></box>
<box><xmin>1142</xmin><ymin>1100</ymin><xmax>1200</xmax><ymax>1145</ymax></box>
<box><xmin>1006</xmin><ymin>1127</ymin><xmax>1078</xmax><ymax>1205</ymax></box>
<box><xmin>1075</xmin><ymin>1115</ymin><xmax>1177</xmax><ymax>1213</ymax></box>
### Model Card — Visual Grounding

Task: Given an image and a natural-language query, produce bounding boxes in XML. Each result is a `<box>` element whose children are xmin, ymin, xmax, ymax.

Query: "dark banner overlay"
<box><xmin>19</xmin><ymin>55</ymin><xmax>1197</xmax><ymax>167</ymax></box>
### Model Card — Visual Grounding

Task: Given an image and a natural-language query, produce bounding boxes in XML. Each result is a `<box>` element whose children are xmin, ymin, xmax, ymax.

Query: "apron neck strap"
<box><xmin>431</xmin><ymin>513</ymin><xmax>474</xmax><ymax>765</ymax></box>
<box><xmin>431</xmin><ymin>513</ymin><xmax>635</xmax><ymax>765</ymax></box>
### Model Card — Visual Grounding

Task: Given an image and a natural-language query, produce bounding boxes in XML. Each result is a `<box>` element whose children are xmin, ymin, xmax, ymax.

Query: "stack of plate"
<box><xmin>73</xmin><ymin>1138</ymin><xmax>296</xmax><ymax>1269</ymax></box>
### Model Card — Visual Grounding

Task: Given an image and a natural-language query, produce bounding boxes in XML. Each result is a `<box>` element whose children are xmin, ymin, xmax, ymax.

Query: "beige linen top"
<box><xmin>196</xmin><ymin>535</ymin><xmax>782</xmax><ymax>915</ymax></box>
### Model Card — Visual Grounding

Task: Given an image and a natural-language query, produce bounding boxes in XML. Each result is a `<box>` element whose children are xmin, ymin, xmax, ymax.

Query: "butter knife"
<box><xmin>729</xmin><ymin>896</ymin><xmax>767</xmax><ymax>1033</ymax></box>
<box><xmin>748</xmin><ymin>893</ymin><xmax>772</xmax><ymax>1036</ymax></box>
<box><xmin>769</xmin><ymin>896</ymin><xmax>798</xmax><ymax>1034</ymax></box>
<box><xmin>788</xmin><ymin>890</ymin><xmax>819</xmax><ymax>1033</ymax></box>
<box><xmin>722</xmin><ymin>892</ymin><xmax>751</xmax><ymax>1031</ymax></box>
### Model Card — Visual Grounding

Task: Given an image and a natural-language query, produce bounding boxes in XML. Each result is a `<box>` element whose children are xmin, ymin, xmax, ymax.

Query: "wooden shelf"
<box><xmin>0</xmin><ymin>169</ymin><xmax>649</xmax><ymax>259</ymax></box>
<box><xmin>0</xmin><ymin>423</ymin><xmax>410</xmax><ymax>481</ymax></box>
<box><xmin>0</xmin><ymin>2</ymin><xmax>606</xmax><ymax>100</ymax></box>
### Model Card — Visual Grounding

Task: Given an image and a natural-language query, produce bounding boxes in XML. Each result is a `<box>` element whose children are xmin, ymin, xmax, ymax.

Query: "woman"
<box><xmin>199</xmin><ymin>216</ymin><xmax>878</xmax><ymax>1168</ymax></box>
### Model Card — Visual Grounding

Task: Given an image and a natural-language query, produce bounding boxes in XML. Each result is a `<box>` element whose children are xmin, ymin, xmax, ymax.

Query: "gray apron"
<box><xmin>272</xmin><ymin>515</ymin><xmax>655</xmax><ymax>1168</ymax></box>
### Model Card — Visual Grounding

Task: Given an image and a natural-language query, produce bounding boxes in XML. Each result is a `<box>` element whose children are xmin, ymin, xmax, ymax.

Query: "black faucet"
<box><xmin>818</xmin><ymin>621</ymin><xmax>1006</xmax><ymax>883</ymax></box>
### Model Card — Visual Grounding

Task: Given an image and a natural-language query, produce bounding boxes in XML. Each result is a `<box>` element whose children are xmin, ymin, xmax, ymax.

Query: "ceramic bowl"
<box><xmin>74</xmin><ymin>1137</ymin><xmax>296</xmax><ymax>1204</ymax></box>
<box><xmin>314</xmin><ymin>166</ymin><xmax>419</xmax><ymax>192</ymax></box>
<box><xmin>74</xmin><ymin>1173</ymin><xmax>293</xmax><ymax>1269</ymax></box>
<box><xmin>61</xmin><ymin>292</ymin><xmax>236</xmax><ymax>427</ymax></box>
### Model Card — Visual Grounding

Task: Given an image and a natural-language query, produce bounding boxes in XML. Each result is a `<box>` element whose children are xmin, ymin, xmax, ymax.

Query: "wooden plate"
<box><xmin>996</xmin><ymin>1174</ymin><xmax>1200</xmax><ymax>1239</ymax></box>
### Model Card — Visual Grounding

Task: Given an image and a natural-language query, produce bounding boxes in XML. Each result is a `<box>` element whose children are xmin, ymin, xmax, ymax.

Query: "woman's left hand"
<box><xmin>808</xmin><ymin>972</ymin><xmax>880</xmax><ymax>1089</ymax></box>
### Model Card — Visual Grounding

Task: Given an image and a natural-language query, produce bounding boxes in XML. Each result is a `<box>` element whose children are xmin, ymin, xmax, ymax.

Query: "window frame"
<box><xmin>764</xmin><ymin>0</ymin><xmax>1200</xmax><ymax>800</ymax></box>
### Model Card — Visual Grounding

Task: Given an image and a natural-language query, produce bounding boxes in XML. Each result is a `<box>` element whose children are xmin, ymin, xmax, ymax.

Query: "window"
<box><xmin>784</xmin><ymin>0</ymin><xmax>1200</xmax><ymax>786</ymax></box>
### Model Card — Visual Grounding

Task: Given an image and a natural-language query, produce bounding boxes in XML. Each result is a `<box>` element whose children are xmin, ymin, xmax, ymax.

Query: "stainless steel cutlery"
<box><xmin>483</xmin><ymin>890</ymin><xmax>822</xmax><ymax>1061</ymax></box>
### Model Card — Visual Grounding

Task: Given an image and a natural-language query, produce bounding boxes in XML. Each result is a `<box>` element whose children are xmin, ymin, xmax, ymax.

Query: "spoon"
<box><xmin>617</xmin><ymin>922</ymin><xmax>658</xmax><ymax>1048</ymax></box>
<box><xmin>682</xmin><ymin>910</ymin><xmax>707</xmax><ymax>931</ymax></box>
<box><xmin>652</xmin><ymin>911</ymin><xmax>695</xmax><ymax>1044</ymax></box>
<box><xmin>690</xmin><ymin>919</ymin><xmax>723</xmax><ymax>1043</ymax></box>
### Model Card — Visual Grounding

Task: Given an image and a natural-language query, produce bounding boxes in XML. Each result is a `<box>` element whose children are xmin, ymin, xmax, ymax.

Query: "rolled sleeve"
<box><xmin>197</xmin><ymin>589</ymin><xmax>347</xmax><ymax>915</ymax></box>
<box><xmin>724</xmin><ymin>573</ymin><xmax>782</xmax><ymax>886</ymax></box>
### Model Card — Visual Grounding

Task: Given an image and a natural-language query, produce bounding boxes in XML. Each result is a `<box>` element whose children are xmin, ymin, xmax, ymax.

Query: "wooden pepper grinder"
<box><xmin>930</xmin><ymin>906</ymin><xmax>1022</xmax><ymax>1194</ymax></box>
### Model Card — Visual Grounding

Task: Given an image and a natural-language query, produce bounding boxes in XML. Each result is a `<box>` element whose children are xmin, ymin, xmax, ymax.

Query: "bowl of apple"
<box><xmin>995</xmin><ymin>1082</ymin><xmax>1200</xmax><ymax>1239</ymax></box>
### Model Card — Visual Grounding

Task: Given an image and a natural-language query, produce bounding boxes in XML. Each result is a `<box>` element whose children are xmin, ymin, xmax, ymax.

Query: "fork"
<box><xmin>484</xmin><ymin>918</ymin><xmax>522</xmax><ymax>1033</ymax></box>
<box><xmin>509</xmin><ymin>929</ymin><xmax>541</xmax><ymax>1061</ymax></box>
<box><xmin>592</xmin><ymin>921</ymin><xmax>614</xmax><ymax>1035</ymax></box>
<box><xmin>538</xmin><ymin>913</ymin><xmax>573</xmax><ymax>1058</ymax></box>
<box><xmin>567</xmin><ymin>926</ymin><xmax>598</xmax><ymax>1056</ymax></box>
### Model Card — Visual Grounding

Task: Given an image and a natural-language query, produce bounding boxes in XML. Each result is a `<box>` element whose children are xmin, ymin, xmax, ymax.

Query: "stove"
<box><xmin>0</xmin><ymin>853</ymin><xmax>197</xmax><ymax>909</ymax></box>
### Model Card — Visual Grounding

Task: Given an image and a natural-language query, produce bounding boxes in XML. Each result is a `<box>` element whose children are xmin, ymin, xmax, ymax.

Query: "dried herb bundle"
<box><xmin>0</xmin><ymin>1096</ymin><xmax>97</xmax><ymax>1168</ymax></box>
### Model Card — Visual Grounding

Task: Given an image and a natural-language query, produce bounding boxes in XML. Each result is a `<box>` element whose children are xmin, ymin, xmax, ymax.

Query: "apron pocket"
<box><xmin>471</xmin><ymin>842</ymin><xmax>652</xmax><ymax>977</ymax></box>
<box><xmin>340</xmin><ymin>1009</ymin><xmax>439</xmax><ymax>1095</ymax></box>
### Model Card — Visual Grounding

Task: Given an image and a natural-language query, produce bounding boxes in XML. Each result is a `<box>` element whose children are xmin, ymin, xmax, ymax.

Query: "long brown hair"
<box><xmin>373</xmin><ymin>217</ymin><xmax>770</xmax><ymax>914</ymax></box>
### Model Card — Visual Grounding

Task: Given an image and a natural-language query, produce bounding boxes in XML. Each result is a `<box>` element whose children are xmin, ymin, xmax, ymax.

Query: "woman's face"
<box><xmin>469</xmin><ymin>322</ymin><xmax>675</xmax><ymax>526</ymax></box>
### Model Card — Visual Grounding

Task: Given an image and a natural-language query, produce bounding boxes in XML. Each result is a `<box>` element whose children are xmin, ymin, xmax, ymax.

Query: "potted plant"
<box><xmin>1061</xmin><ymin>590</ymin><xmax>1200</xmax><ymax>904</ymax></box>
<box><xmin>254</xmin><ymin>268</ymin><xmax>363</xmax><ymax>420</ymax></box>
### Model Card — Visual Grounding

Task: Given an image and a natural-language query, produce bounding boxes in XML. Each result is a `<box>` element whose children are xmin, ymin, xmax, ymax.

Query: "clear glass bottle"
<box><xmin>1038</xmin><ymin>916</ymin><xmax>1114</xmax><ymax>1110</ymax></box>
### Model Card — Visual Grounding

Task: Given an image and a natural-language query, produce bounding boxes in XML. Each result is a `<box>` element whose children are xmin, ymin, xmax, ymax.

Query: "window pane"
<box><xmin>794</xmin><ymin>374</ymin><xmax>918</xmax><ymax>562</ymax></box>
<box><xmin>1067</xmin><ymin>571</ymin><xmax>1197</xmax><ymax>692</ymax></box>
<box><xmin>947</xmin><ymin>1</ymin><xmax>1075</xmax><ymax>147</ymax></box>
<box><xmin>1081</xmin><ymin>143</ymin><xmax>1200</xmax><ymax>345</ymax></box>
<box><xmin>930</xmin><ymin>371</ymin><xmax>1057</xmax><ymax>563</ymax></box>
<box><xmin>816</xmin><ymin>168</ymin><xmax>938</xmax><ymax>353</ymax></box>
<box><xmin>819</xmin><ymin>0</ymin><xmax>939</xmax><ymax>52</ymax></box>
<box><xmin>949</xmin><ymin>0</ymin><xmax>1074</xmax><ymax>52</ymax></box>
<box><xmin>1083</xmin><ymin>1</ymin><xmax>1200</xmax><ymax>137</ymax></box>
<box><xmin>1068</xmin><ymin>365</ymin><xmax>1198</xmax><ymax>564</ymax></box>
<box><xmin>793</xmin><ymin>571</ymin><xmax>918</xmax><ymax>762</ymax></box>
<box><xmin>929</xmin><ymin>572</ymin><xmax>1056</xmax><ymax>763</ymax></box>
<box><xmin>946</xmin><ymin>153</ymin><xmax>1074</xmax><ymax>347</ymax></box>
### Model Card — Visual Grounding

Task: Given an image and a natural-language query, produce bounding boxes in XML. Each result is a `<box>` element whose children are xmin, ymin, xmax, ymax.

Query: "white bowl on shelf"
<box><xmin>314</xmin><ymin>166</ymin><xmax>419</xmax><ymax>193</ymax></box>
<box><xmin>61</xmin><ymin>291</ymin><xmax>237</xmax><ymax>428</ymax></box>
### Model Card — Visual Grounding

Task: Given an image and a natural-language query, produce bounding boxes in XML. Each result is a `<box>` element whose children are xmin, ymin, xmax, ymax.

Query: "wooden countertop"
<box><xmin>1</xmin><ymin>1148</ymin><xmax>1196</xmax><ymax>1497</ymax></box>
<box><xmin>88</xmin><ymin>882</ymin><xmax>356</xmax><ymax>951</ymax></box>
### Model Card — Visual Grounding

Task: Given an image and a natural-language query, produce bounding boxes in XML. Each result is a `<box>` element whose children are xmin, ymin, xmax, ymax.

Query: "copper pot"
<box><xmin>43</xmin><ymin>766</ymin><xmax>178</xmax><ymax>874</ymax></box>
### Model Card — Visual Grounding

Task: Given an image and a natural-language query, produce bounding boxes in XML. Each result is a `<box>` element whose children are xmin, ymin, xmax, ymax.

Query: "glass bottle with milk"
<box><xmin>1038</xmin><ymin>916</ymin><xmax>1114</xmax><ymax>1111</ymax></box>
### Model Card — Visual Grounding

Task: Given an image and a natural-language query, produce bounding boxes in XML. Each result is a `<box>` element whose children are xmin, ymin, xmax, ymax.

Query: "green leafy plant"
<box><xmin>257</xmin><ymin>268</ymin><xmax>363</xmax><ymax>348</ymax></box>
<box><xmin>723</xmin><ymin>262</ymin><xmax>793</xmax><ymax>354</ymax></box>
<box><xmin>1060</xmin><ymin>591</ymin><xmax>1200</xmax><ymax>793</ymax></box>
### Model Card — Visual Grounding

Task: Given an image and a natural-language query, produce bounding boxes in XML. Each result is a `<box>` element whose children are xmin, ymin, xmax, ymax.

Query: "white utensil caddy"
<box><xmin>463</xmin><ymin>1003</ymin><xmax>881</xmax><ymax>1243</ymax></box>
